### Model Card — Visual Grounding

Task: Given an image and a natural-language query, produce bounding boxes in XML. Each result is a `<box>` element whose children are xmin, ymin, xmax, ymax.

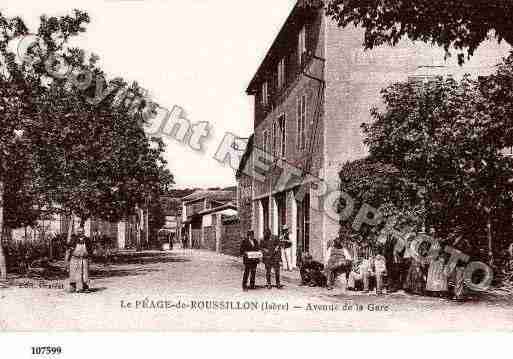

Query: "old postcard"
<box><xmin>1</xmin><ymin>0</ymin><xmax>513</xmax><ymax>336</ymax></box>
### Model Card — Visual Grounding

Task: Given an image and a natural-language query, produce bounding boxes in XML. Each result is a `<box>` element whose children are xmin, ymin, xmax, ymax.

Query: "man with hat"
<box><xmin>261</xmin><ymin>228</ymin><xmax>284</xmax><ymax>289</ymax></box>
<box><xmin>240</xmin><ymin>230</ymin><xmax>260</xmax><ymax>291</ymax></box>
<box><xmin>280</xmin><ymin>224</ymin><xmax>293</xmax><ymax>271</ymax></box>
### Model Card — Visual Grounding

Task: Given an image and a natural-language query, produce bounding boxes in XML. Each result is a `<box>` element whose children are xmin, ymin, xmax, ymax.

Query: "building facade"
<box><xmin>181</xmin><ymin>189</ymin><xmax>236</xmax><ymax>248</ymax></box>
<box><xmin>243</xmin><ymin>1</ymin><xmax>510</xmax><ymax>267</ymax></box>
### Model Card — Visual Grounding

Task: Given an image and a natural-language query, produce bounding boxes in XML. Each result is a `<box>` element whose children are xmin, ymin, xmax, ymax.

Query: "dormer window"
<box><xmin>298</xmin><ymin>26</ymin><xmax>307</xmax><ymax>64</ymax></box>
<box><xmin>278</xmin><ymin>57</ymin><xmax>286</xmax><ymax>89</ymax></box>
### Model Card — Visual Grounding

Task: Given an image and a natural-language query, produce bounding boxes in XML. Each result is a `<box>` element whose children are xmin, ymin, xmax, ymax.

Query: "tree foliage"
<box><xmin>0</xmin><ymin>10</ymin><xmax>174</xmax><ymax>278</ymax></box>
<box><xmin>339</xmin><ymin>159</ymin><xmax>424</xmax><ymax>247</ymax></box>
<box><xmin>325</xmin><ymin>0</ymin><xmax>513</xmax><ymax>64</ymax></box>
<box><xmin>357</xmin><ymin>57</ymin><xmax>513</xmax><ymax>264</ymax></box>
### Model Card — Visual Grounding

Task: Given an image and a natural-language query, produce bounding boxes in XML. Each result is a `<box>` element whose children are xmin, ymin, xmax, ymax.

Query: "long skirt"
<box><xmin>426</xmin><ymin>260</ymin><xmax>448</xmax><ymax>292</ymax></box>
<box><xmin>405</xmin><ymin>261</ymin><xmax>425</xmax><ymax>295</ymax></box>
<box><xmin>69</xmin><ymin>257</ymin><xmax>89</xmax><ymax>291</ymax></box>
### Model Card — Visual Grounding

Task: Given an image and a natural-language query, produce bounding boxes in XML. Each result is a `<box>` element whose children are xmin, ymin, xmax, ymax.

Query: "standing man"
<box><xmin>261</xmin><ymin>228</ymin><xmax>283</xmax><ymax>289</ymax></box>
<box><xmin>182</xmin><ymin>232</ymin><xmax>188</xmax><ymax>250</ymax></box>
<box><xmin>384</xmin><ymin>232</ymin><xmax>399</xmax><ymax>292</ymax></box>
<box><xmin>68</xmin><ymin>227</ymin><xmax>92</xmax><ymax>293</ymax></box>
<box><xmin>280</xmin><ymin>225</ymin><xmax>292</xmax><ymax>271</ymax></box>
<box><xmin>240</xmin><ymin>230</ymin><xmax>260</xmax><ymax>291</ymax></box>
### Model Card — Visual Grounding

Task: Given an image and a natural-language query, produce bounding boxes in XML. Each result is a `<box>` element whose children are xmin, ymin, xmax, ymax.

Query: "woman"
<box><xmin>426</xmin><ymin>253</ymin><xmax>449</xmax><ymax>296</ymax></box>
<box><xmin>404</xmin><ymin>258</ymin><xmax>426</xmax><ymax>295</ymax></box>
<box><xmin>404</xmin><ymin>239</ymin><xmax>428</xmax><ymax>295</ymax></box>
<box><xmin>68</xmin><ymin>228</ymin><xmax>92</xmax><ymax>293</ymax></box>
<box><xmin>325</xmin><ymin>236</ymin><xmax>353</xmax><ymax>290</ymax></box>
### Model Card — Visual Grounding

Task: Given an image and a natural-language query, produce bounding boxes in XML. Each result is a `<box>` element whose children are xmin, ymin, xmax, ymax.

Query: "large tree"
<box><xmin>362</xmin><ymin>65</ymin><xmax>513</xmax><ymax>265</ymax></box>
<box><xmin>325</xmin><ymin>0</ymin><xmax>513</xmax><ymax>64</ymax></box>
<box><xmin>0</xmin><ymin>10</ymin><xmax>173</xmax><ymax>279</ymax></box>
<box><xmin>0</xmin><ymin>10</ymin><xmax>90</xmax><ymax>281</ymax></box>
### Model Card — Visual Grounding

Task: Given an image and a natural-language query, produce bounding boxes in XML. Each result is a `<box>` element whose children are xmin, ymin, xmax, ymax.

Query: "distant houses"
<box><xmin>10</xmin><ymin>186</ymin><xmax>242</xmax><ymax>256</ymax></box>
<box><xmin>11</xmin><ymin>207</ymin><xmax>150</xmax><ymax>251</ymax></box>
<box><xmin>181</xmin><ymin>189</ymin><xmax>237</xmax><ymax>249</ymax></box>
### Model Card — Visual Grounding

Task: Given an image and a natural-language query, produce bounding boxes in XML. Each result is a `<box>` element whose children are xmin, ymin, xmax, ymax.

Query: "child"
<box><xmin>374</xmin><ymin>253</ymin><xmax>387</xmax><ymax>295</ymax></box>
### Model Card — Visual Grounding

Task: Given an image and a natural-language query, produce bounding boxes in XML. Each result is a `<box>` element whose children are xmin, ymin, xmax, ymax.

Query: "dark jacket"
<box><xmin>261</xmin><ymin>235</ymin><xmax>282</xmax><ymax>264</ymax></box>
<box><xmin>68</xmin><ymin>235</ymin><xmax>93</xmax><ymax>258</ymax></box>
<box><xmin>240</xmin><ymin>237</ymin><xmax>260</xmax><ymax>265</ymax></box>
<box><xmin>302</xmin><ymin>260</ymin><xmax>324</xmax><ymax>272</ymax></box>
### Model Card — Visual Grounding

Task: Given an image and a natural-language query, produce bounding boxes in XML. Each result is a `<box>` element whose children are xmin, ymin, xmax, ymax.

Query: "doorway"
<box><xmin>296</xmin><ymin>192</ymin><xmax>310</xmax><ymax>264</ymax></box>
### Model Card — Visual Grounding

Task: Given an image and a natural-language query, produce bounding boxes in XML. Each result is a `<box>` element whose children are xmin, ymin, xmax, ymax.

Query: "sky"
<box><xmin>3</xmin><ymin>0</ymin><xmax>297</xmax><ymax>189</ymax></box>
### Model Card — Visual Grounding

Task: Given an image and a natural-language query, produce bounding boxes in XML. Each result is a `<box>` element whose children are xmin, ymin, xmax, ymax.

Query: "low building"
<box><xmin>182</xmin><ymin>189</ymin><xmax>236</xmax><ymax>248</ymax></box>
<box><xmin>196</xmin><ymin>202</ymin><xmax>237</xmax><ymax>252</ymax></box>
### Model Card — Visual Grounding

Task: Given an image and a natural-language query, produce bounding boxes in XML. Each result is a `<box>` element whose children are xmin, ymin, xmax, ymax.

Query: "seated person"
<box><xmin>347</xmin><ymin>257</ymin><xmax>373</xmax><ymax>292</ymax></box>
<box><xmin>325</xmin><ymin>236</ymin><xmax>353</xmax><ymax>290</ymax></box>
<box><xmin>300</xmin><ymin>253</ymin><xmax>327</xmax><ymax>287</ymax></box>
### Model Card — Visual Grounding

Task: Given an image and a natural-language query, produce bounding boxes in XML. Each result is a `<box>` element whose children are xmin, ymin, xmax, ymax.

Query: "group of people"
<box><xmin>240</xmin><ymin>226</ymin><xmax>292</xmax><ymax>290</ymax></box>
<box><xmin>240</xmin><ymin>229</ymin><xmax>467</xmax><ymax>300</ymax></box>
<box><xmin>382</xmin><ymin>232</ymin><xmax>466</xmax><ymax>300</ymax></box>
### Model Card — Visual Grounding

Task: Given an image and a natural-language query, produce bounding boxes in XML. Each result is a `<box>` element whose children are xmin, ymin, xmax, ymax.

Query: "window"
<box><xmin>278</xmin><ymin>114</ymin><xmax>286</xmax><ymax>157</ymax></box>
<box><xmin>298</xmin><ymin>26</ymin><xmax>306</xmax><ymax>64</ymax></box>
<box><xmin>272</xmin><ymin>120</ymin><xmax>278</xmax><ymax>157</ymax></box>
<box><xmin>261</xmin><ymin>81</ymin><xmax>269</xmax><ymax>106</ymax></box>
<box><xmin>262</xmin><ymin>130</ymin><xmax>269</xmax><ymax>154</ymax></box>
<box><xmin>277</xmin><ymin>57</ymin><xmax>286</xmax><ymax>89</ymax></box>
<box><xmin>297</xmin><ymin>94</ymin><xmax>307</xmax><ymax>150</ymax></box>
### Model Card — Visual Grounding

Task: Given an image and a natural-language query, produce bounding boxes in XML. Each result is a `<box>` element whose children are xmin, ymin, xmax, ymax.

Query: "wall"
<box><xmin>321</xmin><ymin>12</ymin><xmax>511</xmax><ymax>259</ymax></box>
<box><xmin>249</xmin><ymin>5</ymin><xmax>327</xmax><ymax>265</ymax></box>
<box><xmin>237</xmin><ymin>173</ymin><xmax>253</xmax><ymax>239</ymax></box>
<box><xmin>220</xmin><ymin>220</ymin><xmax>241</xmax><ymax>257</ymax></box>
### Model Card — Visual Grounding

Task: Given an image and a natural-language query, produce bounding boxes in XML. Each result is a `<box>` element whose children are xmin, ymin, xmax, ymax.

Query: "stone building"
<box><xmin>236</xmin><ymin>135</ymin><xmax>254</xmax><ymax>238</ymax></box>
<box><xmin>181</xmin><ymin>189</ymin><xmax>236</xmax><ymax>248</ymax></box>
<box><xmin>242</xmin><ymin>0</ymin><xmax>509</xmax><ymax>267</ymax></box>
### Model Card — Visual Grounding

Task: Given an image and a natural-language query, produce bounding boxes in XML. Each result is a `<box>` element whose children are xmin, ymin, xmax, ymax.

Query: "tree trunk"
<box><xmin>66</xmin><ymin>213</ymin><xmax>74</xmax><ymax>244</ymax></box>
<box><xmin>64</xmin><ymin>212</ymin><xmax>75</xmax><ymax>271</ymax></box>
<box><xmin>0</xmin><ymin>181</ymin><xmax>7</xmax><ymax>282</ymax></box>
<box><xmin>485</xmin><ymin>207</ymin><xmax>494</xmax><ymax>266</ymax></box>
<box><xmin>135</xmin><ymin>205</ymin><xmax>141</xmax><ymax>251</ymax></box>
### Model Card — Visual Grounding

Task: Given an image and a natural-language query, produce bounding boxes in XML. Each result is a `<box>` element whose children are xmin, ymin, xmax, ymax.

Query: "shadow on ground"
<box><xmin>110</xmin><ymin>251</ymin><xmax>190</xmax><ymax>265</ymax></box>
<box><xmin>4</xmin><ymin>251</ymin><xmax>190</xmax><ymax>283</ymax></box>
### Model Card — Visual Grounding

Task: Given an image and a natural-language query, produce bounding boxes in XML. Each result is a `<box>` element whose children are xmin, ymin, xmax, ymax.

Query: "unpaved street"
<box><xmin>1</xmin><ymin>250</ymin><xmax>512</xmax><ymax>332</ymax></box>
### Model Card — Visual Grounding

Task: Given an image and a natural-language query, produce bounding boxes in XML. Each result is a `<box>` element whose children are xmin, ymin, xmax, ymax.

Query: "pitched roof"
<box><xmin>182</xmin><ymin>189</ymin><xmax>236</xmax><ymax>204</ymax></box>
<box><xmin>246</xmin><ymin>1</ymin><xmax>320</xmax><ymax>94</ymax></box>
<box><xmin>198</xmin><ymin>202</ymin><xmax>237</xmax><ymax>216</ymax></box>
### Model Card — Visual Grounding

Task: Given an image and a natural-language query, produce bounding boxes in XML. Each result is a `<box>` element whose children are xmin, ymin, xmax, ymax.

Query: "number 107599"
<box><xmin>31</xmin><ymin>347</ymin><xmax>62</xmax><ymax>355</ymax></box>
